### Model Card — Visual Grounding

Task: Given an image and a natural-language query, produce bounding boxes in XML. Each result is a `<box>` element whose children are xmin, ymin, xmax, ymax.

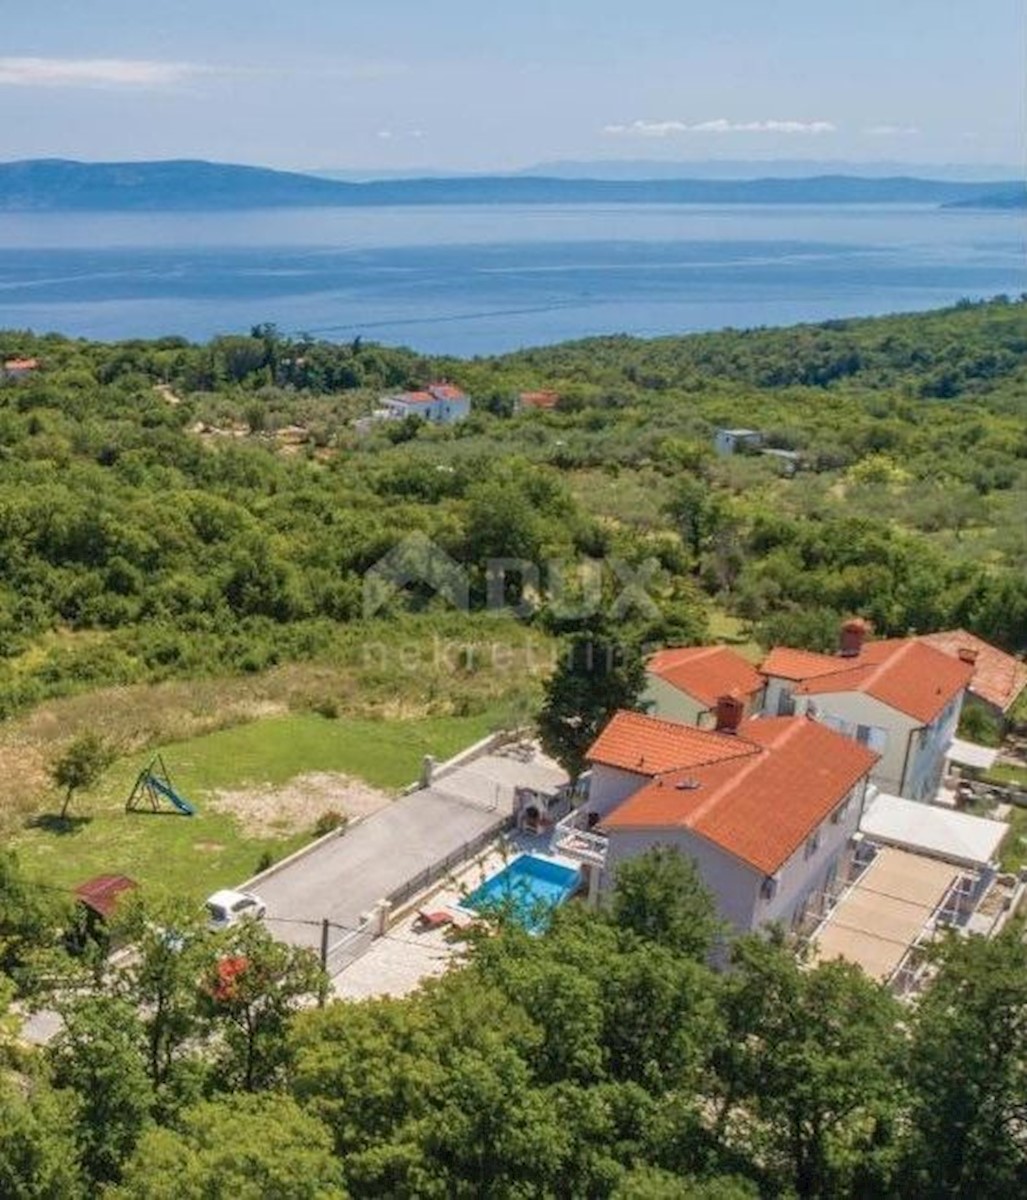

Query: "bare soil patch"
<box><xmin>208</xmin><ymin>771</ymin><xmax>393</xmax><ymax>838</ymax></box>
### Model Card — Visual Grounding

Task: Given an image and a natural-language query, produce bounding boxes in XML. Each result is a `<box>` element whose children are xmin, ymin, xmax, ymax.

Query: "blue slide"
<box><xmin>148</xmin><ymin>775</ymin><xmax>196</xmax><ymax>816</ymax></box>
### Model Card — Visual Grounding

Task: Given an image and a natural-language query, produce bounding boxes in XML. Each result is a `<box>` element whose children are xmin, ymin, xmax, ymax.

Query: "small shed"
<box><xmin>72</xmin><ymin>874</ymin><xmax>138</xmax><ymax>951</ymax></box>
<box><xmin>713</xmin><ymin>427</ymin><xmax>763</xmax><ymax>456</ymax></box>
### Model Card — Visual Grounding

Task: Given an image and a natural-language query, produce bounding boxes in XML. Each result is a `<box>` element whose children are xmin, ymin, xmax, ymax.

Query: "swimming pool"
<box><xmin>461</xmin><ymin>854</ymin><xmax>581</xmax><ymax>931</ymax></box>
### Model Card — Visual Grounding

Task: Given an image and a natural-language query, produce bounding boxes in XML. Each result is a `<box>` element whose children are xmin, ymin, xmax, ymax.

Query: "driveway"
<box><xmin>257</xmin><ymin>745</ymin><xmax>567</xmax><ymax>952</ymax></box>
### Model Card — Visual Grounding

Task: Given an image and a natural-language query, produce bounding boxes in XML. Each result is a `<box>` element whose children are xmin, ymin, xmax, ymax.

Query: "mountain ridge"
<box><xmin>0</xmin><ymin>158</ymin><xmax>1019</xmax><ymax>212</ymax></box>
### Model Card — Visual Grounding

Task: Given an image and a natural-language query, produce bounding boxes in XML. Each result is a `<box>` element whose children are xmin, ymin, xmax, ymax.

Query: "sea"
<box><xmin>0</xmin><ymin>204</ymin><xmax>1022</xmax><ymax>355</ymax></box>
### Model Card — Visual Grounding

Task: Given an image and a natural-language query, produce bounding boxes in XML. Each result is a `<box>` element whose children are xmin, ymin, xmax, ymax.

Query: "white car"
<box><xmin>205</xmin><ymin>889</ymin><xmax>267</xmax><ymax>930</ymax></box>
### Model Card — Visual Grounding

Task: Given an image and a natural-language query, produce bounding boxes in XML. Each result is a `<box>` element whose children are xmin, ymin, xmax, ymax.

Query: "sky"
<box><xmin>1</xmin><ymin>1</ymin><xmax>1023</xmax><ymax>173</ymax></box>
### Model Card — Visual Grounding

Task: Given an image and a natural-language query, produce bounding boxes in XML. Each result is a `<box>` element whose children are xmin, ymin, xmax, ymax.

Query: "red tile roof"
<box><xmin>919</xmin><ymin>630</ymin><xmax>1027</xmax><ymax>714</ymax></box>
<box><xmin>647</xmin><ymin>645</ymin><xmax>764</xmax><ymax>708</ymax></box>
<box><xmin>519</xmin><ymin>390</ymin><xmax>560</xmax><ymax>409</ymax></box>
<box><xmin>789</xmin><ymin>639</ymin><xmax>973</xmax><ymax>723</ymax></box>
<box><xmin>398</xmin><ymin>390</ymin><xmax>435</xmax><ymax>404</ymax></box>
<box><xmin>600</xmin><ymin>716</ymin><xmax>877</xmax><ymax>874</ymax></box>
<box><xmin>587</xmin><ymin>710</ymin><xmax>753</xmax><ymax>776</ymax></box>
<box><xmin>428</xmin><ymin>383</ymin><xmax>466</xmax><ymax>401</ymax></box>
<box><xmin>761</xmin><ymin>646</ymin><xmax>849</xmax><ymax>681</ymax></box>
<box><xmin>75</xmin><ymin>874</ymin><xmax>138</xmax><ymax>919</ymax></box>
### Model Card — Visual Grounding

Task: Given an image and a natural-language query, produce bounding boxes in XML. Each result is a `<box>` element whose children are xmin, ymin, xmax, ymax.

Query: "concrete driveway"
<box><xmin>256</xmin><ymin>746</ymin><xmax>567</xmax><ymax>953</ymax></box>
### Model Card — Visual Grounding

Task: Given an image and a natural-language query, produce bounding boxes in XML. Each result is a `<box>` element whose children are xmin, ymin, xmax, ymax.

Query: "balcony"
<box><xmin>551</xmin><ymin>807</ymin><xmax>608</xmax><ymax>866</ymax></box>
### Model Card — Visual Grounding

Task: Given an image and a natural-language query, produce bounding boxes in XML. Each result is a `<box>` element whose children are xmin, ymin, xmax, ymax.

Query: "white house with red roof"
<box><xmin>760</xmin><ymin>620</ymin><xmax>973</xmax><ymax>801</ymax></box>
<box><xmin>555</xmin><ymin>697</ymin><xmax>878</xmax><ymax>934</ymax></box>
<box><xmin>2</xmin><ymin>357</ymin><xmax>39</xmax><ymax>380</ymax></box>
<box><xmin>380</xmin><ymin>382</ymin><xmax>470</xmax><ymax>424</ymax></box>
<box><xmin>643</xmin><ymin>645</ymin><xmax>765</xmax><ymax>727</ymax></box>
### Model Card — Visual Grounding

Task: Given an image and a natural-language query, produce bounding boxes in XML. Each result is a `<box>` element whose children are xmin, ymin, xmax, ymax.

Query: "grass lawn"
<box><xmin>12</xmin><ymin>709</ymin><xmax>503</xmax><ymax>903</ymax></box>
<box><xmin>999</xmin><ymin>805</ymin><xmax>1027</xmax><ymax>874</ymax></box>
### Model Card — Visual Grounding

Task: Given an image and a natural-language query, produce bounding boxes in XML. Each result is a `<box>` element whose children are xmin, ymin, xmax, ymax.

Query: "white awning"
<box><xmin>947</xmin><ymin>737</ymin><xmax>999</xmax><ymax>771</ymax></box>
<box><xmin>861</xmin><ymin>792</ymin><xmax>1006</xmax><ymax>869</ymax></box>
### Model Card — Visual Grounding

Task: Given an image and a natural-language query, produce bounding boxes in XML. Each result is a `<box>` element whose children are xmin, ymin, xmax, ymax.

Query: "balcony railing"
<box><xmin>552</xmin><ymin>808</ymin><xmax>608</xmax><ymax>865</ymax></box>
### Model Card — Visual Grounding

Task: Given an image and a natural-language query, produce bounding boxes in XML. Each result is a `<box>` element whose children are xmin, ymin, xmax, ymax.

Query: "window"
<box><xmin>760</xmin><ymin>875</ymin><xmax>778</xmax><ymax>901</ymax></box>
<box><xmin>830</xmin><ymin>797</ymin><xmax>850</xmax><ymax>825</ymax></box>
<box><xmin>856</xmin><ymin>724</ymin><xmax>888</xmax><ymax>753</ymax></box>
<box><xmin>805</xmin><ymin>829</ymin><xmax>821</xmax><ymax>859</ymax></box>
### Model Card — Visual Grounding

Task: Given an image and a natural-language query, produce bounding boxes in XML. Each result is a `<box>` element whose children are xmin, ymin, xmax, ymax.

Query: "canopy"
<box><xmin>946</xmin><ymin>737</ymin><xmax>999</xmax><ymax>771</ymax></box>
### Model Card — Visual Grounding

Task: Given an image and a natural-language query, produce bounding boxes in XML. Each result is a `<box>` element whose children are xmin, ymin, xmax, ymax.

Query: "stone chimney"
<box><xmin>839</xmin><ymin>618</ymin><xmax>868</xmax><ymax>658</ymax></box>
<box><xmin>957</xmin><ymin>646</ymin><xmax>979</xmax><ymax>666</ymax></box>
<box><xmin>714</xmin><ymin>692</ymin><xmax>745</xmax><ymax>735</ymax></box>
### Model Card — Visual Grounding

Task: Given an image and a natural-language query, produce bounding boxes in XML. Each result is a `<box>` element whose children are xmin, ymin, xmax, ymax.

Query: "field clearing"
<box><xmin>11</xmin><ymin>709</ymin><xmax>504</xmax><ymax>901</ymax></box>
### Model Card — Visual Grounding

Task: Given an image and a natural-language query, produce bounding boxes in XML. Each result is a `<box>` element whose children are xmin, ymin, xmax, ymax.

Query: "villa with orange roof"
<box><xmin>760</xmin><ymin>619</ymin><xmax>972</xmax><ymax>801</ymax></box>
<box><xmin>379</xmin><ymin>382</ymin><xmax>470</xmax><ymax>424</ymax></box>
<box><xmin>643</xmin><ymin>645</ymin><xmax>765</xmax><ymax>727</ymax></box>
<box><xmin>553</xmin><ymin>697</ymin><xmax>878</xmax><ymax>933</ymax></box>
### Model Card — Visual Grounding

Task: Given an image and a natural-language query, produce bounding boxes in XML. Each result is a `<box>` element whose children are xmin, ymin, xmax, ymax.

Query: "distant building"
<box><xmin>2</xmin><ymin>357</ymin><xmax>39</xmax><ymax>380</ymax></box>
<box><xmin>517</xmin><ymin>390</ymin><xmax>560</xmax><ymax>412</ymax></box>
<box><xmin>713</xmin><ymin>427</ymin><xmax>763</xmax><ymax>455</ymax></box>
<box><xmin>380</xmin><ymin>383</ymin><xmax>470</xmax><ymax>424</ymax></box>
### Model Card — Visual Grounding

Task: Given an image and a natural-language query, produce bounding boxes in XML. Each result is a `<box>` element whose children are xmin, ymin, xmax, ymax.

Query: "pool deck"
<box><xmin>332</xmin><ymin>835</ymin><xmax>580</xmax><ymax>1001</ymax></box>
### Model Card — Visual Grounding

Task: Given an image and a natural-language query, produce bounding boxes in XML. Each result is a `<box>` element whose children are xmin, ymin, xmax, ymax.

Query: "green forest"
<box><xmin>0</xmin><ymin>296</ymin><xmax>1024</xmax><ymax>728</ymax></box>
<box><xmin>1</xmin><ymin>847</ymin><xmax>1025</xmax><ymax>1197</ymax></box>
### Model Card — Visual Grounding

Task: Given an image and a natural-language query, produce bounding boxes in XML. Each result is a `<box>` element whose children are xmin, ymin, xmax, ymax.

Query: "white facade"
<box><xmin>641</xmin><ymin>673</ymin><xmax>708</xmax><ymax>727</ymax></box>
<box><xmin>789</xmin><ymin>688</ymin><xmax>963</xmax><ymax>800</ymax></box>
<box><xmin>603</xmin><ymin>777</ymin><xmax>868</xmax><ymax>934</ymax></box>
<box><xmin>714</xmin><ymin>428</ymin><xmax>763</xmax><ymax>456</ymax></box>
<box><xmin>382</xmin><ymin>391</ymin><xmax>470</xmax><ymax>424</ymax></box>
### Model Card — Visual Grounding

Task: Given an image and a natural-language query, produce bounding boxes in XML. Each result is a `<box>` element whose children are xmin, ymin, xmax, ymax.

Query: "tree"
<box><xmin>900</xmin><ymin>925</ymin><xmax>1027</xmax><ymax>1198</ymax></box>
<box><xmin>714</xmin><ymin>935</ymin><xmax>905</xmax><ymax>1198</ymax></box>
<box><xmin>50</xmin><ymin>732</ymin><xmax>113</xmax><ymax>820</ymax></box>
<box><xmin>537</xmin><ymin>630</ymin><xmax>646</xmax><ymax>781</ymax></box>
<box><xmin>0</xmin><ymin>849</ymin><xmax>70</xmax><ymax>991</ymax></box>
<box><xmin>203</xmin><ymin>921</ymin><xmax>325</xmax><ymax>1093</ymax></box>
<box><xmin>111</xmin><ymin>1093</ymin><xmax>344</xmax><ymax>1200</ymax></box>
<box><xmin>48</xmin><ymin>995</ymin><xmax>154</xmax><ymax>1188</ymax></box>
<box><xmin>665</xmin><ymin>476</ymin><xmax>726</xmax><ymax>567</ymax></box>
<box><xmin>610</xmin><ymin>847</ymin><xmax>722</xmax><ymax>961</ymax></box>
<box><xmin>0</xmin><ymin>1074</ymin><xmax>85</xmax><ymax>1200</ymax></box>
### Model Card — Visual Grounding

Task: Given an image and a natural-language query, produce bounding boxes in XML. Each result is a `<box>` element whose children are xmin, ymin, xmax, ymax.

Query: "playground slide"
<box><xmin>148</xmin><ymin>775</ymin><xmax>196</xmax><ymax>816</ymax></box>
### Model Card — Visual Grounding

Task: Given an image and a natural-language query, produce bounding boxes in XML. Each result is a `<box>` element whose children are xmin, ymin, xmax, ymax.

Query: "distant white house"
<box><xmin>713</xmin><ymin>427</ymin><xmax>763</xmax><ymax>456</ymax></box>
<box><xmin>379</xmin><ymin>383</ymin><xmax>471</xmax><ymax>424</ymax></box>
<box><xmin>760</xmin><ymin>620</ymin><xmax>973</xmax><ymax>801</ymax></box>
<box><xmin>553</xmin><ymin>700</ymin><xmax>877</xmax><ymax>935</ymax></box>
<box><xmin>2</xmin><ymin>357</ymin><xmax>39</xmax><ymax>380</ymax></box>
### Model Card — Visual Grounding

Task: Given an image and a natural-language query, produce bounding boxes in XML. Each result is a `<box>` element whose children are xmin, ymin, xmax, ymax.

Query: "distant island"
<box><xmin>0</xmin><ymin>158</ymin><xmax>1020</xmax><ymax>213</ymax></box>
<box><xmin>943</xmin><ymin>187</ymin><xmax>1027</xmax><ymax>210</ymax></box>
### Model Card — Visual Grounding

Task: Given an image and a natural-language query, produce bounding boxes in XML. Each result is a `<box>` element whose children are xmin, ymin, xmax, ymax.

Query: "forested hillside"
<box><xmin>0</xmin><ymin>298</ymin><xmax>1024</xmax><ymax>723</ymax></box>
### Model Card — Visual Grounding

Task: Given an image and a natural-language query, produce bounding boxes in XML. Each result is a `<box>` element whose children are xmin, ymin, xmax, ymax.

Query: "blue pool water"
<box><xmin>462</xmin><ymin>854</ymin><xmax>581</xmax><ymax>930</ymax></box>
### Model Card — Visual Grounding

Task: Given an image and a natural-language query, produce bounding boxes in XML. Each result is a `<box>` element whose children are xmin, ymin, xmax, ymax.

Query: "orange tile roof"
<box><xmin>519</xmin><ymin>390</ymin><xmax>560</xmax><ymax>409</ymax></box>
<box><xmin>647</xmin><ymin>645</ymin><xmax>764</xmax><ymax>708</ymax></box>
<box><xmin>761</xmin><ymin>646</ymin><xmax>847</xmax><ymax>680</ymax></box>
<box><xmin>398</xmin><ymin>390</ymin><xmax>435</xmax><ymax>403</ymax></box>
<box><xmin>601</xmin><ymin>716</ymin><xmax>877</xmax><ymax>874</ymax></box>
<box><xmin>587</xmin><ymin>709</ymin><xmax>753</xmax><ymax>776</ymax></box>
<box><xmin>791</xmin><ymin>639</ymin><xmax>973</xmax><ymax>723</ymax></box>
<box><xmin>918</xmin><ymin>630</ymin><xmax>1027</xmax><ymax>714</ymax></box>
<box><xmin>3</xmin><ymin>357</ymin><xmax>38</xmax><ymax>371</ymax></box>
<box><xmin>428</xmin><ymin>383</ymin><xmax>466</xmax><ymax>400</ymax></box>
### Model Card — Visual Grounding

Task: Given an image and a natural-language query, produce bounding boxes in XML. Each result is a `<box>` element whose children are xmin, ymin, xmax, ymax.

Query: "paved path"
<box><xmin>257</xmin><ymin>747</ymin><xmax>567</xmax><ymax>952</ymax></box>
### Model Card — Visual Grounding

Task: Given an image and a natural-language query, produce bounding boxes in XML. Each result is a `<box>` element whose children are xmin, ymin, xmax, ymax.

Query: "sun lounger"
<box><xmin>414</xmin><ymin>909</ymin><xmax>453</xmax><ymax>930</ymax></box>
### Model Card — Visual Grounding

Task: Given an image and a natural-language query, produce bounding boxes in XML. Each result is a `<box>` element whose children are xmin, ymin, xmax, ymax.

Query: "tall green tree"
<box><xmin>611</xmin><ymin>846</ymin><xmax>723</xmax><ymax>962</ymax></box>
<box><xmin>900</xmin><ymin>925</ymin><xmax>1027</xmax><ymax>1198</ymax></box>
<box><xmin>537</xmin><ymin>630</ymin><xmax>646</xmax><ymax>781</ymax></box>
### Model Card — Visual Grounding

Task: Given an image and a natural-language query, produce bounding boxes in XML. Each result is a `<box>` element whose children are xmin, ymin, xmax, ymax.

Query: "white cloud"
<box><xmin>864</xmin><ymin>124</ymin><xmax>920</xmax><ymax>137</ymax></box>
<box><xmin>0</xmin><ymin>57</ymin><xmax>207</xmax><ymax>88</ymax></box>
<box><xmin>603</xmin><ymin>118</ymin><xmax>837</xmax><ymax>138</ymax></box>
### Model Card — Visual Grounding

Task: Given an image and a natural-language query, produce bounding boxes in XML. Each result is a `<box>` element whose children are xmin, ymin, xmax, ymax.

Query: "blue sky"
<box><xmin>1</xmin><ymin>1</ymin><xmax>1022</xmax><ymax>171</ymax></box>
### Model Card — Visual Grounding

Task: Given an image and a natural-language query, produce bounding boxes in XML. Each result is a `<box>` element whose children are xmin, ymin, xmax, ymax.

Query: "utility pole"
<box><xmin>319</xmin><ymin>918</ymin><xmax>330</xmax><ymax>1007</ymax></box>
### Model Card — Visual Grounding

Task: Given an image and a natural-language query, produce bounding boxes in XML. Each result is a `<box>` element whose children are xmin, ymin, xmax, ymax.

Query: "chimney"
<box><xmin>957</xmin><ymin>646</ymin><xmax>979</xmax><ymax>666</ymax></box>
<box><xmin>839</xmin><ymin>618</ymin><xmax>868</xmax><ymax>658</ymax></box>
<box><xmin>715</xmin><ymin>692</ymin><xmax>745</xmax><ymax>735</ymax></box>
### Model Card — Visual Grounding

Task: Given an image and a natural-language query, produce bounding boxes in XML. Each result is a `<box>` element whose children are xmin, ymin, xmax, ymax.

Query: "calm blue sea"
<box><xmin>0</xmin><ymin>204</ymin><xmax>1022</xmax><ymax>354</ymax></box>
